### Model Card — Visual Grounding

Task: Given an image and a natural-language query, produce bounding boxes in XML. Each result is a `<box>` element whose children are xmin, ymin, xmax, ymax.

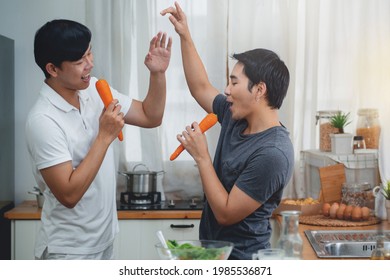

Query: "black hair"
<box><xmin>232</xmin><ymin>49</ymin><xmax>290</xmax><ymax>109</ymax></box>
<box><xmin>34</xmin><ymin>19</ymin><xmax>92</xmax><ymax>78</ymax></box>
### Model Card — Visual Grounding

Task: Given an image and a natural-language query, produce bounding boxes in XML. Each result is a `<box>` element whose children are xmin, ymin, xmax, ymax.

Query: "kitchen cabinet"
<box><xmin>11</xmin><ymin>220</ymin><xmax>41</xmax><ymax>260</ymax></box>
<box><xmin>8</xmin><ymin>218</ymin><xmax>199</xmax><ymax>260</ymax></box>
<box><xmin>6</xmin><ymin>201</ymin><xmax>281</xmax><ymax>260</ymax></box>
<box><xmin>114</xmin><ymin>219</ymin><xmax>200</xmax><ymax>259</ymax></box>
<box><xmin>4</xmin><ymin>201</ymin><xmax>202</xmax><ymax>260</ymax></box>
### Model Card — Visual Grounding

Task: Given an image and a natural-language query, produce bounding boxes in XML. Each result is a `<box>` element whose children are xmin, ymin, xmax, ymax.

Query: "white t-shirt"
<box><xmin>25</xmin><ymin>77</ymin><xmax>131</xmax><ymax>257</ymax></box>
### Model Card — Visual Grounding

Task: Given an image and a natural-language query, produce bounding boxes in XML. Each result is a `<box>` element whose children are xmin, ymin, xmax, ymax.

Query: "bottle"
<box><xmin>316</xmin><ymin>111</ymin><xmax>340</xmax><ymax>152</ymax></box>
<box><xmin>370</xmin><ymin>234</ymin><xmax>390</xmax><ymax>260</ymax></box>
<box><xmin>373</xmin><ymin>185</ymin><xmax>387</xmax><ymax>220</ymax></box>
<box><xmin>356</xmin><ymin>108</ymin><xmax>381</xmax><ymax>149</ymax></box>
<box><xmin>353</xmin><ymin>135</ymin><xmax>366</xmax><ymax>152</ymax></box>
<box><xmin>276</xmin><ymin>210</ymin><xmax>303</xmax><ymax>259</ymax></box>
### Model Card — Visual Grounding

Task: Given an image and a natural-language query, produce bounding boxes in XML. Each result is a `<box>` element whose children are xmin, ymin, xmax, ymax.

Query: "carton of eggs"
<box><xmin>322</xmin><ymin>202</ymin><xmax>371</xmax><ymax>221</ymax></box>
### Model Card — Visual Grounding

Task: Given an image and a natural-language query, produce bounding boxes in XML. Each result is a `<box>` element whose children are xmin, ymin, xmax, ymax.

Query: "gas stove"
<box><xmin>117</xmin><ymin>191</ymin><xmax>204</xmax><ymax>211</ymax></box>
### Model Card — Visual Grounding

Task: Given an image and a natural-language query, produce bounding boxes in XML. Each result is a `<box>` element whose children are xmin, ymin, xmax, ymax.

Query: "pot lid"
<box><xmin>119</xmin><ymin>163</ymin><xmax>164</xmax><ymax>176</ymax></box>
<box><xmin>120</xmin><ymin>170</ymin><xmax>162</xmax><ymax>175</ymax></box>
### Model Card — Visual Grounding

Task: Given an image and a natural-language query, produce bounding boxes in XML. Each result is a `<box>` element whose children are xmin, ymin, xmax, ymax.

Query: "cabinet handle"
<box><xmin>170</xmin><ymin>224</ymin><xmax>195</xmax><ymax>229</ymax></box>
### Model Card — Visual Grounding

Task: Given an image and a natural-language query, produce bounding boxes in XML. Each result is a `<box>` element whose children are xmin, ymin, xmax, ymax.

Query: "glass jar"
<box><xmin>356</xmin><ymin>108</ymin><xmax>381</xmax><ymax>149</ymax></box>
<box><xmin>316</xmin><ymin>110</ymin><xmax>340</xmax><ymax>152</ymax></box>
<box><xmin>276</xmin><ymin>210</ymin><xmax>303</xmax><ymax>259</ymax></box>
<box><xmin>353</xmin><ymin>135</ymin><xmax>366</xmax><ymax>152</ymax></box>
<box><xmin>341</xmin><ymin>182</ymin><xmax>373</xmax><ymax>209</ymax></box>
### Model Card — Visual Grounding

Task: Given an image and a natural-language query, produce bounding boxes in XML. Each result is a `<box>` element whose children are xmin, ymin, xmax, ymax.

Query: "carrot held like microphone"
<box><xmin>95</xmin><ymin>79</ymin><xmax>124</xmax><ymax>141</ymax></box>
<box><xmin>170</xmin><ymin>113</ymin><xmax>218</xmax><ymax>161</ymax></box>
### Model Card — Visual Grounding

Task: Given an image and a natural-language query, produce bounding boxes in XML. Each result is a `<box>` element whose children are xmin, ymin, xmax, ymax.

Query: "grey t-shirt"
<box><xmin>199</xmin><ymin>94</ymin><xmax>294</xmax><ymax>260</ymax></box>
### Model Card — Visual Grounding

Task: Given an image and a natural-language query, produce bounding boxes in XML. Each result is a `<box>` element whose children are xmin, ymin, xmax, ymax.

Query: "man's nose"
<box><xmin>86</xmin><ymin>56</ymin><xmax>94</xmax><ymax>68</ymax></box>
<box><xmin>224</xmin><ymin>86</ymin><xmax>231</xmax><ymax>96</ymax></box>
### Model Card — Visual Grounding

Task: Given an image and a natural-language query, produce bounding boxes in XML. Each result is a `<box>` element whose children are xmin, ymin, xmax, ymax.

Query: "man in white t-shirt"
<box><xmin>26</xmin><ymin>19</ymin><xmax>171</xmax><ymax>259</ymax></box>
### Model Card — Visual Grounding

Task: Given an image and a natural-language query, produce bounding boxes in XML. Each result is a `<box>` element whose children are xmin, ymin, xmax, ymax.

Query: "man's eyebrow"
<box><xmin>230</xmin><ymin>74</ymin><xmax>238</xmax><ymax>80</ymax></box>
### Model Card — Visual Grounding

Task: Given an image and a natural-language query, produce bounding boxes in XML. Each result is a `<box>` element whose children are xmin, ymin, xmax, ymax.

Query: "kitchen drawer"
<box><xmin>114</xmin><ymin>219</ymin><xmax>200</xmax><ymax>260</ymax></box>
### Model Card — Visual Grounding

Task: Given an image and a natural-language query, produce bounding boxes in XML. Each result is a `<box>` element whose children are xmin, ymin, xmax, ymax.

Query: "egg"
<box><xmin>351</xmin><ymin>206</ymin><xmax>362</xmax><ymax>221</ymax></box>
<box><xmin>361</xmin><ymin>207</ymin><xmax>370</xmax><ymax>221</ymax></box>
<box><xmin>336</xmin><ymin>204</ymin><xmax>347</xmax><ymax>220</ymax></box>
<box><xmin>329</xmin><ymin>202</ymin><xmax>340</xmax><ymax>219</ymax></box>
<box><xmin>322</xmin><ymin>203</ymin><xmax>331</xmax><ymax>217</ymax></box>
<box><xmin>344</xmin><ymin>205</ymin><xmax>354</xmax><ymax>220</ymax></box>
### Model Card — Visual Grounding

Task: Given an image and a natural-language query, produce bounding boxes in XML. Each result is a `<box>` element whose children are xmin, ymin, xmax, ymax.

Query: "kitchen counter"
<box><xmin>274</xmin><ymin>215</ymin><xmax>390</xmax><ymax>259</ymax></box>
<box><xmin>6</xmin><ymin>201</ymin><xmax>390</xmax><ymax>260</ymax></box>
<box><xmin>4</xmin><ymin>200</ymin><xmax>202</xmax><ymax>220</ymax></box>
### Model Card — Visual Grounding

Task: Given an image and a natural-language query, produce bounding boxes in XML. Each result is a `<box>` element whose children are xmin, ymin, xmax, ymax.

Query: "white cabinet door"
<box><xmin>12</xmin><ymin>219</ymin><xmax>199</xmax><ymax>260</ymax></box>
<box><xmin>114</xmin><ymin>220</ymin><xmax>141</xmax><ymax>260</ymax></box>
<box><xmin>115</xmin><ymin>219</ymin><xmax>200</xmax><ymax>260</ymax></box>
<box><xmin>13</xmin><ymin>220</ymin><xmax>41</xmax><ymax>260</ymax></box>
<box><xmin>12</xmin><ymin>218</ymin><xmax>277</xmax><ymax>260</ymax></box>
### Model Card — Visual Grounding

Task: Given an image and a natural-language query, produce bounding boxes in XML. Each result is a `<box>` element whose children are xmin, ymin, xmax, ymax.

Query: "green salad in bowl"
<box><xmin>155</xmin><ymin>240</ymin><xmax>234</xmax><ymax>260</ymax></box>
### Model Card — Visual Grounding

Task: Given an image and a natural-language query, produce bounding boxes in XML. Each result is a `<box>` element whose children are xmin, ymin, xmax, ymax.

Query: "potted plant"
<box><xmin>381</xmin><ymin>180</ymin><xmax>390</xmax><ymax>200</ymax></box>
<box><xmin>329</xmin><ymin>112</ymin><xmax>353</xmax><ymax>154</ymax></box>
<box><xmin>330</xmin><ymin>112</ymin><xmax>352</xmax><ymax>133</ymax></box>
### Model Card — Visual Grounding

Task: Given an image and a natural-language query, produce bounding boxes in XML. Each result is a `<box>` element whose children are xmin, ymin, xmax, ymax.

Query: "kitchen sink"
<box><xmin>305</xmin><ymin>230</ymin><xmax>390</xmax><ymax>258</ymax></box>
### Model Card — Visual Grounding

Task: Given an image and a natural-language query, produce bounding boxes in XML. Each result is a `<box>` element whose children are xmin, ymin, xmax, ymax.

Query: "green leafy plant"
<box><xmin>381</xmin><ymin>180</ymin><xmax>390</xmax><ymax>200</ymax></box>
<box><xmin>330</xmin><ymin>112</ymin><xmax>351</xmax><ymax>133</ymax></box>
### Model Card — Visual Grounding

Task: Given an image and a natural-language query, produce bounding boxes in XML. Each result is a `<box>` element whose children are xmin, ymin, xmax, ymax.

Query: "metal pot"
<box><xmin>118</xmin><ymin>164</ymin><xmax>164</xmax><ymax>193</ymax></box>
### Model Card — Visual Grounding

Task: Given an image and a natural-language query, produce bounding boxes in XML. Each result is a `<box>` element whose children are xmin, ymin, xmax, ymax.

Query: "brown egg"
<box><xmin>322</xmin><ymin>203</ymin><xmax>331</xmax><ymax>217</ymax></box>
<box><xmin>351</xmin><ymin>206</ymin><xmax>362</xmax><ymax>221</ymax></box>
<box><xmin>329</xmin><ymin>202</ymin><xmax>340</xmax><ymax>219</ymax></box>
<box><xmin>336</xmin><ymin>204</ymin><xmax>347</xmax><ymax>220</ymax></box>
<box><xmin>344</xmin><ymin>205</ymin><xmax>354</xmax><ymax>220</ymax></box>
<box><xmin>361</xmin><ymin>207</ymin><xmax>370</xmax><ymax>221</ymax></box>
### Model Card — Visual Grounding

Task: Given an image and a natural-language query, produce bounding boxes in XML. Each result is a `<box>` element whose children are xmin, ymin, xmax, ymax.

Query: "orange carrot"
<box><xmin>170</xmin><ymin>113</ymin><xmax>218</xmax><ymax>161</ymax></box>
<box><xmin>95</xmin><ymin>79</ymin><xmax>123</xmax><ymax>141</ymax></box>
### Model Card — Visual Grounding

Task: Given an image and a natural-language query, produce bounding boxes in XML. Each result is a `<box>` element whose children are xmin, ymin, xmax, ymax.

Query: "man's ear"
<box><xmin>45</xmin><ymin>63</ymin><xmax>58</xmax><ymax>78</ymax></box>
<box><xmin>255</xmin><ymin>82</ymin><xmax>267</xmax><ymax>100</ymax></box>
<box><xmin>258</xmin><ymin>82</ymin><xmax>267</xmax><ymax>94</ymax></box>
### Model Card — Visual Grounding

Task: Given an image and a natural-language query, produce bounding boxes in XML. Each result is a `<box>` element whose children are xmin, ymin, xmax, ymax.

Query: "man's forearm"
<box><xmin>180</xmin><ymin>36</ymin><xmax>211</xmax><ymax>96</ymax></box>
<box><xmin>143</xmin><ymin>72</ymin><xmax>167</xmax><ymax>126</ymax></box>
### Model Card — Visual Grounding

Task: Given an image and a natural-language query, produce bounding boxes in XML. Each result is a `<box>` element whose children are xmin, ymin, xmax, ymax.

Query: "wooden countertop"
<box><xmin>275</xmin><ymin>215</ymin><xmax>390</xmax><ymax>260</ymax></box>
<box><xmin>6</xmin><ymin>201</ymin><xmax>389</xmax><ymax>260</ymax></box>
<box><xmin>4</xmin><ymin>200</ymin><xmax>202</xmax><ymax>220</ymax></box>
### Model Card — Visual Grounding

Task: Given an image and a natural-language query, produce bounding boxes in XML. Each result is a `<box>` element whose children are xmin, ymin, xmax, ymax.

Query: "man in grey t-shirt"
<box><xmin>162</xmin><ymin>3</ymin><xmax>294</xmax><ymax>259</ymax></box>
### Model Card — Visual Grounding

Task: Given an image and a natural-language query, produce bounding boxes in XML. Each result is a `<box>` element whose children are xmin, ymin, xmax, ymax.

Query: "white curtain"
<box><xmin>86</xmin><ymin>0</ymin><xmax>390</xmax><ymax>200</ymax></box>
<box><xmin>86</xmin><ymin>0</ymin><xmax>228</xmax><ymax>200</ymax></box>
<box><xmin>86</xmin><ymin>0</ymin><xmax>154</xmax><ymax>198</ymax></box>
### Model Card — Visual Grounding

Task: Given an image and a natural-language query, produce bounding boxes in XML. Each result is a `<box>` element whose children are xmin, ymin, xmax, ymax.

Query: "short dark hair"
<box><xmin>34</xmin><ymin>19</ymin><xmax>91</xmax><ymax>78</ymax></box>
<box><xmin>232</xmin><ymin>49</ymin><xmax>289</xmax><ymax>109</ymax></box>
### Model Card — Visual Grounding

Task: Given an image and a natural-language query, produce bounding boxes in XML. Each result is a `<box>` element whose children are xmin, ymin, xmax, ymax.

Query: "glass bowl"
<box><xmin>155</xmin><ymin>240</ymin><xmax>234</xmax><ymax>260</ymax></box>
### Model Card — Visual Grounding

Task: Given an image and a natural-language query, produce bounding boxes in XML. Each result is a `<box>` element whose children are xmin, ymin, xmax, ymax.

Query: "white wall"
<box><xmin>0</xmin><ymin>0</ymin><xmax>86</xmax><ymax>204</ymax></box>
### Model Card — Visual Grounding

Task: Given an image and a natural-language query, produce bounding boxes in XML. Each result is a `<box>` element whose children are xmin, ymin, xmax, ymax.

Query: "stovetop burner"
<box><xmin>117</xmin><ymin>193</ymin><xmax>204</xmax><ymax>211</ymax></box>
<box><xmin>120</xmin><ymin>191</ymin><xmax>162</xmax><ymax>206</ymax></box>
